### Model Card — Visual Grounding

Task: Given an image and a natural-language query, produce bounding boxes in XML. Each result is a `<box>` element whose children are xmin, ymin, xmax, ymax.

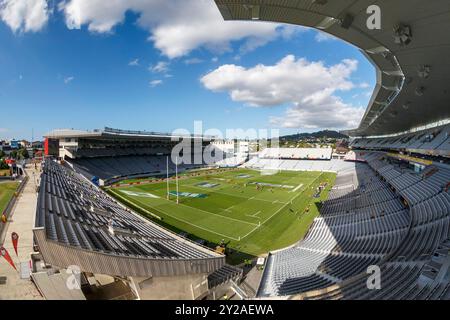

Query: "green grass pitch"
<box><xmin>107</xmin><ymin>168</ymin><xmax>336</xmax><ymax>264</ymax></box>
<box><xmin>0</xmin><ymin>182</ymin><xmax>19</xmax><ymax>214</ymax></box>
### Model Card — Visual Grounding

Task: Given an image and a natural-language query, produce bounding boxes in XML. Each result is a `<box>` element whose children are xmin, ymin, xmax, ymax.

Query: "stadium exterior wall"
<box><xmin>33</xmin><ymin>228</ymin><xmax>225</xmax><ymax>278</ymax></box>
<box><xmin>130</xmin><ymin>273</ymin><xmax>210</xmax><ymax>300</ymax></box>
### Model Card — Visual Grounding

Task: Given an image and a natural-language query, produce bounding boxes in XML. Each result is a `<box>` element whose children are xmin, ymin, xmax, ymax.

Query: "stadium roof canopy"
<box><xmin>214</xmin><ymin>0</ymin><xmax>450</xmax><ymax>137</ymax></box>
<box><xmin>44</xmin><ymin>127</ymin><xmax>215</xmax><ymax>141</ymax></box>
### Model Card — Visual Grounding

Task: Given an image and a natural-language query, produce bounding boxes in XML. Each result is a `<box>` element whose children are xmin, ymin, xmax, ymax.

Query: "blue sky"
<box><xmin>0</xmin><ymin>0</ymin><xmax>375</xmax><ymax>141</ymax></box>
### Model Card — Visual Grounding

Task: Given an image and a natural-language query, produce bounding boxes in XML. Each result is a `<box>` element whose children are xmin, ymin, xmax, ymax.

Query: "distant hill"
<box><xmin>279</xmin><ymin>130</ymin><xmax>348</xmax><ymax>141</ymax></box>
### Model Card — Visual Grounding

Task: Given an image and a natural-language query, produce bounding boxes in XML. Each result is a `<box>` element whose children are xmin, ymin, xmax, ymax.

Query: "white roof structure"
<box><xmin>44</xmin><ymin>127</ymin><xmax>215</xmax><ymax>141</ymax></box>
<box><xmin>214</xmin><ymin>0</ymin><xmax>450</xmax><ymax>137</ymax></box>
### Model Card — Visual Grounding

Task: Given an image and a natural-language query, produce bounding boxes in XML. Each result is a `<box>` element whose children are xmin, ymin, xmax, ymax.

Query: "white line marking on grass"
<box><xmin>122</xmin><ymin>187</ymin><xmax>258</xmax><ymax>228</ymax></box>
<box><xmin>185</xmin><ymin>183</ymin><xmax>280</xmax><ymax>204</ymax></box>
<box><xmin>239</xmin><ymin>173</ymin><xmax>324</xmax><ymax>241</ymax></box>
<box><xmin>109</xmin><ymin>189</ymin><xmax>162</xmax><ymax>220</ymax></box>
<box><xmin>164</xmin><ymin>198</ymin><xmax>259</xmax><ymax>227</ymax></box>
<box><xmin>246</xmin><ymin>211</ymin><xmax>261</xmax><ymax>218</ymax></box>
<box><xmin>123</xmin><ymin>195</ymin><xmax>250</xmax><ymax>241</ymax></box>
<box><xmin>239</xmin><ymin>225</ymin><xmax>261</xmax><ymax>241</ymax></box>
<box><xmin>291</xmin><ymin>183</ymin><xmax>304</xmax><ymax>193</ymax></box>
<box><xmin>137</xmin><ymin>200</ymin><xmax>244</xmax><ymax>241</ymax></box>
<box><xmin>120</xmin><ymin>190</ymin><xmax>160</xmax><ymax>198</ymax></box>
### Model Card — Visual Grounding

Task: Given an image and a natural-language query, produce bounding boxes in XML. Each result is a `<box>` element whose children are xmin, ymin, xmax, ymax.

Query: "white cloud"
<box><xmin>315</xmin><ymin>31</ymin><xmax>338</xmax><ymax>43</ymax></box>
<box><xmin>0</xmin><ymin>0</ymin><xmax>49</xmax><ymax>33</ymax></box>
<box><xmin>149</xmin><ymin>79</ymin><xmax>162</xmax><ymax>87</ymax></box>
<box><xmin>270</xmin><ymin>96</ymin><xmax>365</xmax><ymax>129</ymax></box>
<box><xmin>149</xmin><ymin>61</ymin><xmax>169</xmax><ymax>73</ymax></box>
<box><xmin>201</xmin><ymin>55</ymin><xmax>365</xmax><ymax>130</ymax></box>
<box><xmin>0</xmin><ymin>128</ymin><xmax>8</xmax><ymax>133</ymax></box>
<box><xmin>64</xmin><ymin>76</ymin><xmax>74</xmax><ymax>84</ymax></box>
<box><xmin>59</xmin><ymin>0</ymin><xmax>301</xmax><ymax>59</ymax></box>
<box><xmin>359</xmin><ymin>82</ymin><xmax>370</xmax><ymax>88</ymax></box>
<box><xmin>128</xmin><ymin>58</ymin><xmax>139</xmax><ymax>66</ymax></box>
<box><xmin>184</xmin><ymin>58</ymin><xmax>203</xmax><ymax>65</ymax></box>
<box><xmin>211</xmin><ymin>57</ymin><xmax>219</xmax><ymax>63</ymax></box>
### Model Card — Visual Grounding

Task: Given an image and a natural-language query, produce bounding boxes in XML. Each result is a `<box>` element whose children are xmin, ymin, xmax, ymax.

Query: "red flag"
<box><xmin>11</xmin><ymin>232</ymin><xmax>19</xmax><ymax>256</ymax></box>
<box><xmin>0</xmin><ymin>246</ymin><xmax>16</xmax><ymax>271</ymax></box>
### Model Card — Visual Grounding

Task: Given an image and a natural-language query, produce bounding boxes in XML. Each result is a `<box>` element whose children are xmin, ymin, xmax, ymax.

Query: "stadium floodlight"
<box><xmin>381</xmin><ymin>51</ymin><xmax>392</xmax><ymax>59</ymax></box>
<box><xmin>382</xmin><ymin>85</ymin><xmax>400</xmax><ymax>92</ymax></box>
<box><xmin>417</xmin><ymin>65</ymin><xmax>431</xmax><ymax>79</ymax></box>
<box><xmin>383</xmin><ymin>70</ymin><xmax>404</xmax><ymax>77</ymax></box>
<box><xmin>316</xmin><ymin>16</ymin><xmax>338</xmax><ymax>29</ymax></box>
<box><xmin>251</xmin><ymin>5</ymin><xmax>260</xmax><ymax>20</ymax></box>
<box><xmin>393</xmin><ymin>24</ymin><xmax>412</xmax><ymax>46</ymax></box>
<box><xmin>340</xmin><ymin>13</ymin><xmax>354</xmax><ymax>29</ymax></box>
<box><xmin>166</xmin><ymin>156</ymin><xmax>170</xmax><ymax>200</ymax></box>
<box><xmin>374</xmin><ymin>101</ymin><xmax>388</xmax><ymax>107</ymax></box>
<box><xmin>365</xmin><ymin>46</ymin><xmax>389</xmax><ymax>55</ymax></box>
<box><xmin>244</xmin><ymin>5</ymin><xmax>260</xmax><ymax>20</ymax></box>
<box><xmin>415</xmin><ymin>86</ymin><xmax>425</xmax><ymax>96</ymax></box>
<box><xmin>175</xmin><ymin>156</ymin><xmax>179</xmax><ymax>204</ymax></box>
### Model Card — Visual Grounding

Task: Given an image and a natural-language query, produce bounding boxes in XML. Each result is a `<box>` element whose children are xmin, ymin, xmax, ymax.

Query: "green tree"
<box><xmin>0</xmin><ymin>160</ymin><xmax>9</xmax><ymax>170</ymax></box>
<box><xmin>9</xmin><ymin>148</ymin><xmax>29</xmax><ymax>160</ymax></box>
<box><xmin>18</xmin><ymin>148</ymin><xmax>29</xmax><ymax>159</ymax></box>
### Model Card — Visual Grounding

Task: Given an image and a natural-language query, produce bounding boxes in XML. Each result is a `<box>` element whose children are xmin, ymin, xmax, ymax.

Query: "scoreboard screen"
<box><xmin>44</xmin><ymin>138</ymin><xmax>59</xmax><ymax>156</ymax></box>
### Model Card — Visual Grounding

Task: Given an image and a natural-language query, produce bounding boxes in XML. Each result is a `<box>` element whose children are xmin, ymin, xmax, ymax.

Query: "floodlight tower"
<box><xmin>166</xmin><ymin>156</ymin><xmax>170</xmax><ymax>200</ymax></box>
<box><xmin>175</xmin><ymin>156</ymin><xmax>179</xmax><ymax>204</ymax></box>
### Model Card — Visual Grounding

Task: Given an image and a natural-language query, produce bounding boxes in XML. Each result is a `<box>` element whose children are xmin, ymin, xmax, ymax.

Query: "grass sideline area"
<box><xmin>0</xmin><ymin>182</ymin><xmax>19</xmax><ymax>214</ymax></box>
<box><xmin>113</xmin><ymin>167</ymin><xmax>240</xmax><ymax>186</ymax></box>
<box><xmin>0</xmin><ymin>169</ymin><xmax>11</xmax><ymax>177</ymax></box>
<box><xmin>107</xmin><ymin>168</ymin><xmax>335</xmax><ymax>264</ymax></box>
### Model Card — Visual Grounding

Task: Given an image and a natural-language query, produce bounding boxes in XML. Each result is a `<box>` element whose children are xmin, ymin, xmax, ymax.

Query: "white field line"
<box><xmin>166</xmin><ymin>199</ymin><xmax>259</xmax><ymax>227</ymax></box>
<box><xmin>291</xmin><ymin>183</ymin><xmax>304</xmax><ymax>193</ymax></box>
<box><xmin>109</xmin><ymin>189</ymin><xmax>162</xmax><ymax>220</ymax></box>
<box><xmin>246</xmin><ymin>210</ymin><xmax>261</xmax><ymax>218</ymax></box>
<box><xmin>239</xmin><ymin>225</ymin><xmax>261</xmax><ymax>241</ymax></box>
<box><xmin>185</xmin><ymin>183</ymin><xmax>287</xmax><ymax>204</ymax></box>
<box><xmin>120</xmin><ymin>171</ymin><xmax>322</xmax><ymax>242</ymax></box>
<box><xmin>239</xmin><ymin>173</ymin><xmax>324</xmax><ymax>241</ymax></box>
<box><xmin>115</xmin><ymin>168</ymin><xmax>239</xmax><ymax>189</ymax></box>
<box><xmin>119</xmin><ymin>190</ymin><xmax>160</xmax><ymax>198</ymax></box>
<box><xmin>222</xmin><ymin>204</ymin><xmax>235</xmax><ymax>213</ymax></box>
<box><xmin>127</xmin><ymin>196</ymin><xmax>243</xmax><ymax>241</ymax></box>
<box><xmin>128</xmin><ymin>181</ymin><xmax>258</xmax><ymax>226</ymax></box>
<box><xmin>123</xmin><ymin>182</ymin><xmax>273</xmax><ymax>229</ymax></box>
<box><xmin>124</xmin><ymin>185</ymin><xmax>258</xmax><ymax>227</ymax></box>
